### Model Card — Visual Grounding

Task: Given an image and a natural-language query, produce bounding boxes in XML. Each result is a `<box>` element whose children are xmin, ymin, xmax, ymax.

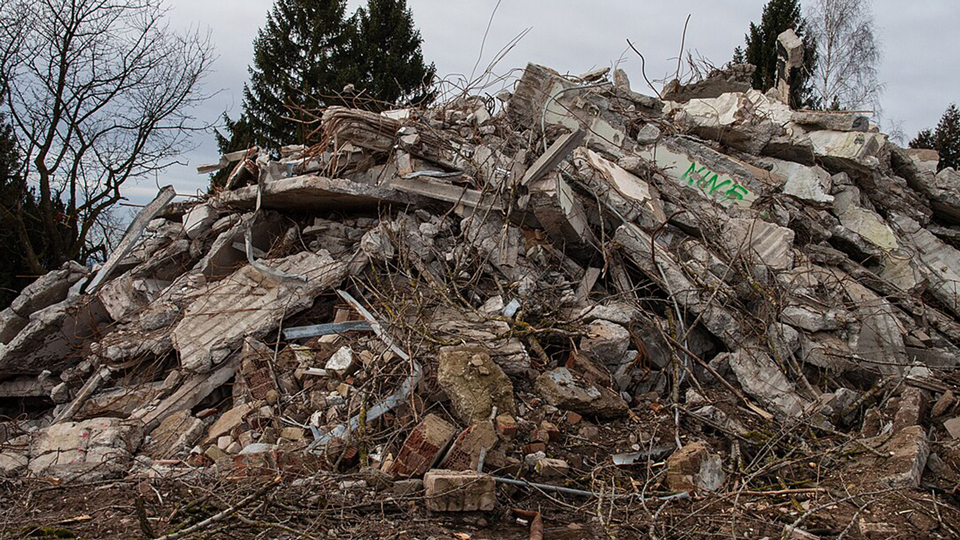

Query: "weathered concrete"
<box><xmin>172</xmin><ymin>251</ymin><xmax>347</xmax><ymax>372</ymax></box>
<box><xmin>0</xmin><ymin>296</ymin><xmax>111</xmax><ymax>377</ymax></box>
<box><xmin>727</xmin><ymin>348</ymin><xmax>808</xmax><ymax>417</ymax></box>
<box><xmin>535</xmin><ymin>367</ymin><xmax>628</xmax><ymax>418</ymax></box>
<box><xmin>807</xmin><ymin>130</ymin><xmax>887</xmax><ymax>175</ymax></box>
<box><xmin>216</xmin><ymin>174</ymin><xmax>427</xmax><ymax>213</ymax></box>
<box><xmin>673</xmin><ymin>91</ymin><xmax>778</xmax><ymax>155</ymax></box>
<box><xmin>437</xmin><ymin>347</ymin><xmax>517</xmax><ymax>425</ymax></box>
<box><xmin>423</xmin><ymin>469</ymin><xmax>496</xmax><ymax>512</ymax></box>
<box><xmin>28</xmin><ymin>417</ymin><xmax>142</xmax><ymax>480</ymax></box>
<box><xmin>10</xmin><ymin>261</ymin><xmax>88</xmax><ymax>317</ymax></box>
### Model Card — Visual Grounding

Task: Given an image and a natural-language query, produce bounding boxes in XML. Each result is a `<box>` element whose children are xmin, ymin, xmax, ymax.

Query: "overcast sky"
<box><xmin>138</xmin><ymin>0</ymin><xmax>959</xmax><ymax>203</ymax></box>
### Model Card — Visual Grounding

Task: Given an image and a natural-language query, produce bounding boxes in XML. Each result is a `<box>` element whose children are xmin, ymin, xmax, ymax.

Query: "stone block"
<box><xmin>893</xmin><ymin>387</ymin><xmax>927</xmax><ymax>432</ymax></box>
<box><xmin>495</xmin><ymin>414</ymin><xmax>517</xmax><ymax>440</ymax></box>
<box><xmin>534</xmin><ymin>457</ymin><xmax>569</xmax><ymax>478</ymax></box>
<box><xmin>423</xmin><ymin>469</ymin><xmax>496</xmax><ymax>512</ymax></box>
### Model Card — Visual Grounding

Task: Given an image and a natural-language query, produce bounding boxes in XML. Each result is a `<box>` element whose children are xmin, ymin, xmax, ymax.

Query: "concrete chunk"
<box><xmin>0</xmin><ymin>308</ymin><xmax>27</xmax><ymax>345</ymax></box>
<box><xmin>728</xmin><ymin>348</ymin><xmax>807</xmax><ymax>417</ymax></box>
<box><xmin>423</xmin><ymin>469</ymin><xmax>496</xmax><ymax>512</ymax></box>
<box><xmin>666</xmin><ymin>442</ymin><xmax>725</xmax><ymax>492</ymax></box>
<box><xmin>535</xmin><ymin>367</ymin><xmax>628</xmax><ymax>418</ymax></box>
<box><xmin>437</xmin><ymin>347</ymin><xmax>517</xmax><ymax>425</ymax></box>
<box><xmin>172</xmin><ymin>251</ymin><xmax>347</xmax><ymax>372</ymax></box>
<box><xmin>10</xmin><ymin>261</ymin><xmax>87</xmax><ymax>317</ymax></box>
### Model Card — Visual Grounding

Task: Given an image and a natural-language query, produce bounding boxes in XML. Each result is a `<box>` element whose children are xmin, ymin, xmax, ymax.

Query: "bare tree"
<box><xmin>0</xmin><ymin>0</ymin><xmax>213</xmax><ymax>272</ymax></box>
<box><xmin>807</xmin><ymin>0</ymin><xmax>883</xmax><ymax>111</ymax></box>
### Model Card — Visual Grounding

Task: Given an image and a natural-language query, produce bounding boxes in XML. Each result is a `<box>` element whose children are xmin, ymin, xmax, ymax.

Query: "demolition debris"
<box><xmin>2</xmin><ymin>36</ymin><xmax>960</xmax><ymax>539</ymax></box>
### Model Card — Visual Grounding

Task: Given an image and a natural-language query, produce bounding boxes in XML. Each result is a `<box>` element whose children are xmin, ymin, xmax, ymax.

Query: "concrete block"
<box><xmin>423</xmin><ymin>469</ymin><xmax>496</xmax><ymax>512</ymax></box>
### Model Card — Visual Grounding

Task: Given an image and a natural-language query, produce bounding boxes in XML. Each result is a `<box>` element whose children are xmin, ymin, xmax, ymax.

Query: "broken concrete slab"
<box><xmin>508</xmin><ymin>63</ymin><xmax>632</xmax><ymax>153</ymax></box>
<box><xmin>132</xmin><ymin>354</ymin><xmax>241</xmax><ymax>431</ymax></box>
<box><xmin>635</xmin><ymin>137</ymin><xmax>769</xmax><ymax>207</ymax></box>
<box><xmin>807</xmin><ymin>130</ymin><xmax>887</xmax><ymax>175</ymax></box>
<box><xmin>0</xmin><ymin>307</ymin><xmax>27</xmax><ymax>345</ymax></box>
<box><xmin>764</xmin><ymin>158</ymin><xmax>834</xmax><ymax>204</ymax></box>
<box><xmin>172</xmin><ymin>251</ymin><xmax>347</xmax><ymax>372</ymax></box>
<box><xmin>528</xmin><ymin>172</ymin><xmax>591</xmax><ymax>245</ymax></box>
<box><xmin>145</xmin><ymin>410</ymin><xmax>205</xmax><ymax>459</ymax></box>
<box><xmin>0</xmin><ymin>295</ymin><xmax>111</xmax><ymax>378</ymax></box>
<box><xmin>519</xmin><ymin>128</ymin><xmax>585</xmax><ymax>187</ymax></box>
<box><xmin>10</xmin><ymin>261</ymin><xmax>88</xmax><ymax>318</ymax></box>
<box><xmin>182</xmin><ymin>204</ymin><xmax>219</xmax><ymax>239</ymax></box>
<box><xmin>86</xmin><ymin>186</ymin><xmax>177</xmax><ymax>294</ymax></box>
<box><xmin>723</xmin><ymin>217</ymin><xmax>796</xmax><ymax>271</ymax></box>
<box><xmin>879</xmin><ymin>425</ymin><xmax>929</xmax><ymax>488</ymax></box>
<box><xmin>615</xmin><ymin>223</ymin><xmax>744</xmax><ymax>349</ymax></box>
<box><xmin>662</xmin><ymin>64</ymin><xmax>755</xmax><ymax>103</ymax></box>
<box><xmin>890</xmin><ymin>214</ymin><xmax>960</xmax><ymax>319</ymax></box>
<box><xmin>437</xmin><ymin>346</ymin><xmax>517</xmax><ymax>425</ymax></box>
<box><xmin>28</xmin><ymin>417</ymin><xmax>142</xmax><ymax>480</ymax></box>
<box><xmin>727</xmin><ymin>348</ymin><xmax>808</xmax><ymax>417</ymax></box>
<box><xmin>673</xmin><ymin>91</ymin><xmax>779</xmax><ymax>155</ymax></box>
<box><xmin>791</xmin><ymin>111</ymin><xmax>869</xmax><ymax>132</ymax></box>
<box><xmin>216</xmin><ymin>174</ymin><xmax>427</xmax><ymax>213</ymax></box>
<box><xmin>576</xmin><ymin>148</ymin><xmax>666</xmax><ymax>228</ymax></box>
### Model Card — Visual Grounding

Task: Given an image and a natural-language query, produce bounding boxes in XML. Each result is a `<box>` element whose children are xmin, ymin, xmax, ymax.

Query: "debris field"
<box><xmin>2</xmin><ymin>36</ymin><xmax>960</xmax><ymax>539</ymax></box>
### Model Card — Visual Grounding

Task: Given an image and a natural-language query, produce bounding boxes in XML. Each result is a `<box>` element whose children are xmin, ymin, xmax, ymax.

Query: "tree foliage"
<box><xmin>807</xmin><ymin>0</ymin><xmax>883</xmax><ymax>111</ymax></box>
<box><xmin>741</xmin><ymin>0</ymin><xmax>819</xmax><ymax>108</ymax></box>
<box><xmin>350</xmin><ymin>0</ymin><xmax>436</xmax><ymax>106</ymax></box>
<box><xmin>911</xmin><ymin>104</ymin><xmax>960</xmax><ymax>172</ymax></box>
<box><xmin>0</xmin><ymin>0</ymin><xmax>213</xmax><ymax>273</ymax></box>
<box><xmin>242</xmin><ymin>0</ymin><xmax>353</xmax><ymax>148</ymax></box>
<box><xmin>216</xmin><ymin>0</ymin><xmax>435</xmax><ymax>175</ymax></box>
<box><xmin>0</xmin><ymin>97</ymin><xmax>64</xmax><ymax>308</ymax></box>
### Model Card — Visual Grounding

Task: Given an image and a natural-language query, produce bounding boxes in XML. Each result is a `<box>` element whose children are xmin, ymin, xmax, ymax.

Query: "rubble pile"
<box><xmin>3</xmin><ymin>55</ymin><xmax>960</xmax><ymax>538</ymax></box>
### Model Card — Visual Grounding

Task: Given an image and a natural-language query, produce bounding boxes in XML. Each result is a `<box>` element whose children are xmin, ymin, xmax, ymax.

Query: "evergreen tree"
<box><xmin>740</xmin><ymin>0</ymin><xmax>819</xmax><ymax>109</ymax></box>
<box><xmin>351</xmin><ymin>0</ymin><xmax>436</xmax><ymax>106</ymax></box>
<box><xmin>0</xmin><ymin>99</ymin><xmax>63</xmax><ymax>308</ymax></box>
<box><xmin>242</xmin><ymin>0</ymin><xmax>353</xmax><ymax>148</ymax></box>
<box><xmin>911</xmin><ymin>104</ymin><xmax>960</xmax><ymax>172</ymax></box>
<box><xmin>212</xmin><ymin>0</ymin><xmax>436</xmax><ymax>190</ymax></box>
<box><xmin>210</xmin><ymin>113</ymin><xmax>257</xmax><ymax>190</ymax></box>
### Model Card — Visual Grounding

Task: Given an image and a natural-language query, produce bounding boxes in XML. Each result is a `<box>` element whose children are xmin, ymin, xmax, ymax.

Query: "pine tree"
<box><xmin>741</xmin><ymin>0</ymin><xmax>819</xmax><ymax>109</ymax></box>
<box><xmin>210</xmin><ymin>113</ymin><xmax>257</xmax><ymax>190</ymax></box>
<box><xmin>911</xmin><ymin>105</ymin><xmax>960</xmax><ymax>172</ymax></box>
<box><xmin>351</xmin><ymin>0</ymin><xmax>436</xmax><ymax>106</ymax></box>
<box><xmin>0</xmin><ymin>99</ymin><xmax>63</xmax><ymax>308</ymax></box>
<box><xmin>242</xmin><ymin>0</ymin><xmax>353</xmax><ymax>148</ymax></box>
